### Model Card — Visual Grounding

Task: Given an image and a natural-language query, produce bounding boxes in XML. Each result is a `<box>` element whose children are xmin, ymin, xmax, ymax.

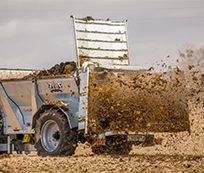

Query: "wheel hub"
<box><xmin>52</xmin><ymin>131</ymin><xmax>60</xmax><ymax>140</ymax></box>
<box><xmin>41</xmin><ymin>120</ymin><xmax>60</xmax><ymax>152</ymax></box>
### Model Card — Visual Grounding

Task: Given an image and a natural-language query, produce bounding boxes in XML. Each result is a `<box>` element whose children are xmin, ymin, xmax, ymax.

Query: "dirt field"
<box><xmin>0</xmin><ymin>145</ymin><xmax>204</xmax><ymax>173</ymax></box>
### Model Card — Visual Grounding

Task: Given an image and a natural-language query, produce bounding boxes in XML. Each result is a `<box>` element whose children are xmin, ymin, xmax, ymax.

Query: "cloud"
<box><xmin>0</xmin><ymin>0</ymin><xmax>203</xmax><ymax>68</ymax></box>
<box><xmin>0</xmin><ymin>20</ymin><xmax>19</xmax><ymax>39</ymax></box>
<box><xmin>0</xmin><ymin>17</ymin><xmax>74</xmax><ymax>68</ymax></box>
<box><xmin>0</xmin><ymin>19</ymin><xmax>64</xmax><ymax>39</ymax></box>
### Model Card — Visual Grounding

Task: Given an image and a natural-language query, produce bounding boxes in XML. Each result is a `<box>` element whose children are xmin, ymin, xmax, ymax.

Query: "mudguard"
<box><xmin>32</xmin><ymin>103</ymin><xmax>78</xmax><ymax>130</ymax></box>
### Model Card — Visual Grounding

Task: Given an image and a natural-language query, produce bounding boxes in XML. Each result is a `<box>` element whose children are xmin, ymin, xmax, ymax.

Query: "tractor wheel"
<box><xmin>91</xmin><ymin>145</ymin><xmax>107</xmax><ymax>155</ymax></box>
<box><xmin>0</xmin><ymin>114</ymin><xmax>7</xmax><ymax>155</ymax></box>
<box><xmin>34</xmin><ymin>109</ymin><xmax>77</xmax><ymax>156</ymax></box>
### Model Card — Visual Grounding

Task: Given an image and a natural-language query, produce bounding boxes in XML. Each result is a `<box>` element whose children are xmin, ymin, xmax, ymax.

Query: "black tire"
<box><xmin>0</xmin><ymin>114</ymin><xmax>7</xmax><ymax>155</ymax></box>
<box><xmin>92</xmin><ymin>135</ymin><xmax>132</xmax><ymax>155</ymax></box>
<box><xmin>91</xmin><ymin>145</ymin><xmax>107</xmax><ymax>155</ymax></box>
<box><xmin>34</xmin><ymin>109</ymin><xmax>77</xmax><ymax>156</ymax></box>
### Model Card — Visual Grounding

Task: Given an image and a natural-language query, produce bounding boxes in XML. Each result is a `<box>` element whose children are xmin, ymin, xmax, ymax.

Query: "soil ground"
<box><xmin>0</xmin><ymin>145</ymin><xmax>204</xmax><ymax>173</ymax></box>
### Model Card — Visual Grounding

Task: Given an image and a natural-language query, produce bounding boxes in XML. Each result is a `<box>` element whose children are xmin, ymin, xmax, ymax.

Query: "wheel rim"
<box><xmin>41</xmin><ymin>120</ymin><xmax>60</xmax><ymax>152</ymax></box>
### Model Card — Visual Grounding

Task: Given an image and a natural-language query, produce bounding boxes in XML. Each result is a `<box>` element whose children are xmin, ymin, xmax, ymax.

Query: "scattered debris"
<box><xmin>83</xmin><ymin>16</ymin><xmax>94</xmax><ymax>21</ymax></box>
<box><xmin>88</xmin><ymin>67</ymin><xmax>190</xmax><ymax>133</ymax></box>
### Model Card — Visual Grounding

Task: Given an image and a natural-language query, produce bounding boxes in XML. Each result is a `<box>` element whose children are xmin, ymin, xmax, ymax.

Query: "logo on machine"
<box><xmin>47</xmin><ymin>82</ymin><xmax>63</xmax><ymax>93</ymax></box>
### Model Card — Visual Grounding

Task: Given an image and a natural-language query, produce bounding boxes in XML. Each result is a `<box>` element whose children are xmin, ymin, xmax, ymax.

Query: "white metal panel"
<box><xmin>77</xmin><ymin>32</ymin><xmax>127</xmax><ymax>42</ymax></box>
<box><xmin>78</xmin><ymin>41</ymin><xmax>127</xmax><ymax>50</ymax></box>
<box><xmin>78</xmin><ymin>70</ymin><xmax>89</xmax><ymax>131</ymax></box>
<box><xmin>72</xmin><ymin>16</ymin><xmax>130</xmax><ymax>67</ymax></box>
<box><xmin>101</xmin><ymin>65</ymin><xmax>150</xmax><ymax>70</ymax></box>
<box><xmin>79</xmin><ymin>49</ymin><xmax>128</xmax><ymax>58</ymax></box>
<box><xmin>75</xmin><ymin>18</ymin><xmax>125</xmax><ymax>25</ymax></box>
<box><xmin>75</xmin><ymin>23</ymin><xmax>126</xmax><ymax>33</ymax></box>
<box><xmin>84</xmin><ymin>59</ymin><xmax>129</xmax><ymax>66</ymax></box>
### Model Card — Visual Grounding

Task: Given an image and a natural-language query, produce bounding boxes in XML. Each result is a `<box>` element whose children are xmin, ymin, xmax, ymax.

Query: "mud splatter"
<box><xmin>88</xmin><ymin>67</ymin><xmax>190</xmax><ymax>133</ymax></box>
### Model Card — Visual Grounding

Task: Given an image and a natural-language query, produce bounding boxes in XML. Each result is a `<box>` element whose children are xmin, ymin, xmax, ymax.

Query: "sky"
<box><xmin>0</xmin><ymin>0</ymin><xmax>204</xmax><ymax>69</ymax></box>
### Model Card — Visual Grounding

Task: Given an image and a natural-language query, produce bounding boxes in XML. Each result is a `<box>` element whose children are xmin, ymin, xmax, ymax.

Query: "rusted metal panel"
<box><xmin>72</xmin><ymin>16</ymin><xmax>130</xmax><ymax>67</ymax></box>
